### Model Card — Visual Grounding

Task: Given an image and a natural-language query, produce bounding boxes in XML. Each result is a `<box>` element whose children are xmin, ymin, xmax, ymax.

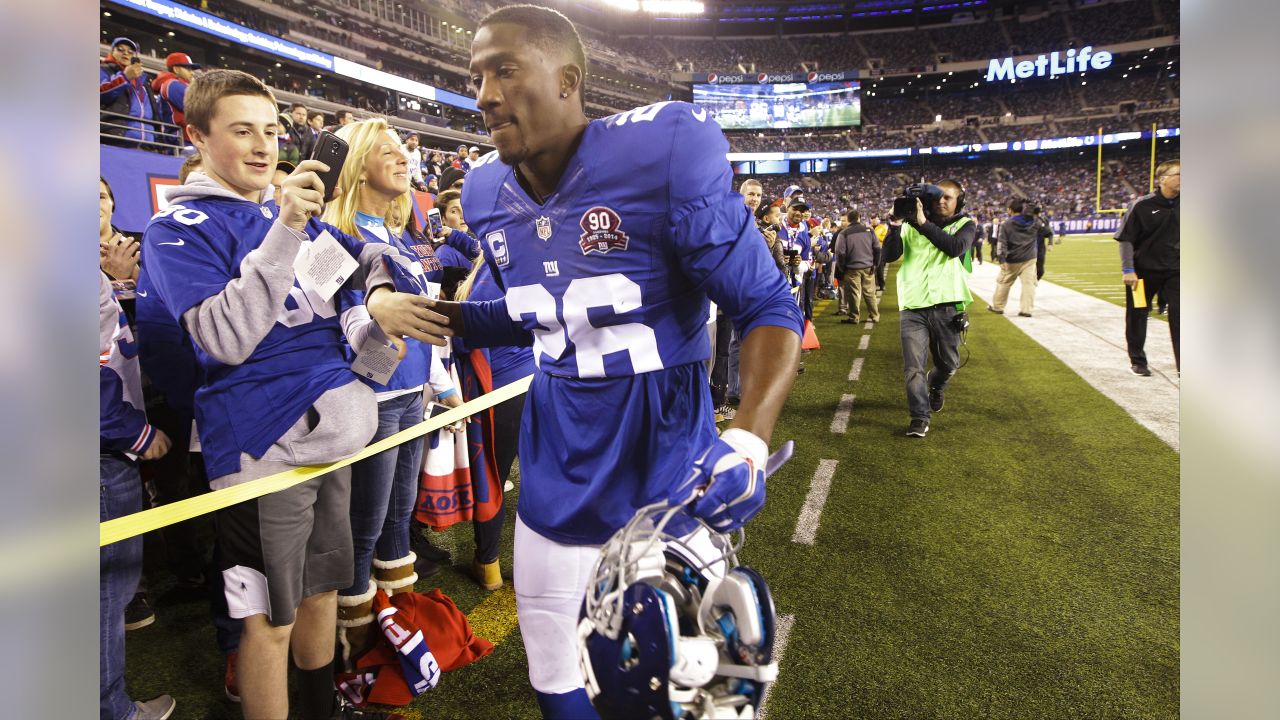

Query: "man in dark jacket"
<box><xmin>834</xmin><ymin>210</ymin><xmax>882</xmax><ymax>323</ymax></box>
<box><xmin>100</xmin><ymin>37</ymin><xmax>159</xmax><ymax>147</ymax></box>
<box><xmin>989</xmin><ymin>197</ymin><xmax>1049</xmax><ymax>317</ymax></box>
<box><xmin>1116</xmin><ymin>160</ymin><xmax>1180</xmax><ymax>375</ymax></box>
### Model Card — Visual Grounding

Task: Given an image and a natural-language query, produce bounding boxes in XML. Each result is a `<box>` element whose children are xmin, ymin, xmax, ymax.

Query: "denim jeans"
<box><xmin>900</xmin><ymin>304</ymin><xmax>962</xmax><ymax>421</ymax></box>
<box><xmin>100</xmin><ymin>453</ymin><xmax>143</xmax><ymax>720</ymax></box>
<box><xmin>342</xmin><ymin>392</ymin><xmax>424</xmax><ymax>596</ymax></box>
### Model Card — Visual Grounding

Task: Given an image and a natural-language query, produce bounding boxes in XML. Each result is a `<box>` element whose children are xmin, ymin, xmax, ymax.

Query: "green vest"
<box><xmin>896</xmin><ymin>216</ymin><xmax>974</xmax><ymax>311</ymax></box>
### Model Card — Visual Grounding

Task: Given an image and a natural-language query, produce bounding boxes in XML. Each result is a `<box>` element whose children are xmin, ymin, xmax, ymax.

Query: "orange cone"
<box><xmin>801</xmin><ymin>320</ymin><xmax>820</xmax><ymax>350</ymax></box>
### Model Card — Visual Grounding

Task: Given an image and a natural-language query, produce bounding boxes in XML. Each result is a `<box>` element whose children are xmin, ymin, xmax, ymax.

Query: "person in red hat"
<box><xmin>153</xmin><ymin>52</ymin><xmax>201</xmax><ymax>143</ymax></box>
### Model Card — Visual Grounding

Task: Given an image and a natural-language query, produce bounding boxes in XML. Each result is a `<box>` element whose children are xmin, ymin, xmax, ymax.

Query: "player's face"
<box><xmin>741</xmin><ymin>183</ymin><xmax>762</xmax><ymax>211</ymax></box>
<box><xmin>470</xmin><ymin>23</ymin><xmax>570</xmax><ymax>166</ymax></box>
<box><xmin>362</xmin><ymin>132</ymin><xmax>410</xmax><ymax>198</ymax></box>
<box><xmin>787</xmin><ymin>207</ymin><xmax>804</xmax><ymax>225</ymax></box>
<box><xmin>443</xmin><ymin>199</ymin><xmax>467</xmax><ymax>231</ymax></box>
<box><xmin>935</xmin><ymin>186</ymin><xmax>960</xmax><ymax>218</ymax></box>
<box><xmin>310</xmin><ymin>114</ymin><xmax>324</xmax><ymax>130</ymax></box>
<box><xmin>189</xmin><ymin>94</ymin><xmax>279</xmax><ymax>202</ymax></box>
<box><xmin>406</xmin><ymin>135</ymin><xmax>418</xmax><ymax>150</ymax></box>
<box><xmin>1158</xmin><ymin>166</ymin><xmax>1180</xmax><ymax>198</ymax></box>
<box><xmin>99</xmin><ymin>181</ymin><xmax>113</xmax><ymax>237</ymax></box>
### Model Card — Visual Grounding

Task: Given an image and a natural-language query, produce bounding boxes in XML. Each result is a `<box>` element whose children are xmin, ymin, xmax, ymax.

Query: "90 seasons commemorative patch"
<box><xmin>578</xmin><ymin>206</ymin><xmax>628</xmax><ymax>255</ymax></box>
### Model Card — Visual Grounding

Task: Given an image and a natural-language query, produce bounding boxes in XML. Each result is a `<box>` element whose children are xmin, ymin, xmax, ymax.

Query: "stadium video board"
<box><xmin>692</xmin><ymin>81</ymin><xmax>861</xmax><ymax>130</ymax></box>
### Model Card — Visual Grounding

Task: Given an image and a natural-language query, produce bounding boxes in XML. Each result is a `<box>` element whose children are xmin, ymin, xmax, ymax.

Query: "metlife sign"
<box><xmin>985</xmin><ymin>46</ymin><xmax>1113</xmax><ymax>82</ymax></box>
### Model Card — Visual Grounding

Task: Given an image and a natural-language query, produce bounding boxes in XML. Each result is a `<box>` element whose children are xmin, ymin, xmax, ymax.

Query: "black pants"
<box><xmin>1125</xmin><ymin>268</ymin><xmax>1180</xmax><ymax>370</ymax></box>
<box><xmin>710</xmin><ymin>315</ymin><xmax>734</xmax><ymax>407</ymax></box>
<box><xmin>473</xmin><ymin>393</ymin><xmax>524</xmax><ymax>564</ymax></box>
<box><xmin>139</xmin><ymin>397</ymin><xmax>214</xmax><ymax>582</ymax></box>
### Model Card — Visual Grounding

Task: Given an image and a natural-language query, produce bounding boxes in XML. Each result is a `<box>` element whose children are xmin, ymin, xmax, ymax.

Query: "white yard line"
<box><xmin>755</xmin><ymin>613</ymin><xmax>796</xmax><ymax>720</ymax></box>
<box><xmin>848</xmin><ymin>357</ymin><xmax>864</xmax><ymax>382</ymax></box>
<box><xmin>792</xmin><ymin>460</ymin><xmax>839</xmax><ymax>545</ymax></box>
<box><xmin>968</xmin><ymin>264</ymin><xmax>1179</xmax><ymax>450</ymax></box>
<box><xmin>858</xmin><ymin>334</ymin><xmax>871</xmax><ymax>351</ymax></box>
<box><xmin>830</xmin><ymin>394</ymin><xmax>855</xmax><ymax>434</ymax></box>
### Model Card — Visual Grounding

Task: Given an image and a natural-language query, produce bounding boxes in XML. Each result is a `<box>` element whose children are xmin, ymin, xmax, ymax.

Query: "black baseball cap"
<box><xmin>788</xmin><ymin>197</ymin><xmax>810</xmax><ymax>211</ymax></box>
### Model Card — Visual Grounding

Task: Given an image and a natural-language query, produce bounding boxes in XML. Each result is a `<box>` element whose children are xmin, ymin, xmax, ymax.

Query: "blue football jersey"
<box><xmin>142</xmin><ymin>196</ymin><xmax>375</xmax><ymax>480</ymax></box>
<box><xmin>458</xmin><ymin>101</ymin><xmax>802</xmax><ymax>544</ymax></box>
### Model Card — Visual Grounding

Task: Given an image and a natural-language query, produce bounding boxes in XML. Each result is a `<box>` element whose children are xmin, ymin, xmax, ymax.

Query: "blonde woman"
<box><xmin>320</xmin><ymin>118</ymin><xmax>460</xmax><ymax>666</ymax></box>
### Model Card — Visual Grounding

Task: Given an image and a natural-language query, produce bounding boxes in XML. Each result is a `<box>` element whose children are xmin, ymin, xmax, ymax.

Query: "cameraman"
<box><xmin>883</xmin><ymin>180</ymin><xmax>976</xmax><ymax>438</ymax></box>
<box><xmin>989</xmin><ymin>197</ymin><xmax>1052</xmax><ymax>317</ymax></box>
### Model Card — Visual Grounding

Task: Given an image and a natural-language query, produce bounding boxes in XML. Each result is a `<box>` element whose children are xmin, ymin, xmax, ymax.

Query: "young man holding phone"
<box><xmin>140</xmin><ymin>68</ymin><xmax>444</xmax><ymax>719</ymax></box>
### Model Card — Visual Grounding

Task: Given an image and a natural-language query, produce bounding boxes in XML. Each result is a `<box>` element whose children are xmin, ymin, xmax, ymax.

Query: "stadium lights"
<box><xmin>103</xmin><ymin>10</ymin><xmax>110</xmax><ymax>16</ymax></box>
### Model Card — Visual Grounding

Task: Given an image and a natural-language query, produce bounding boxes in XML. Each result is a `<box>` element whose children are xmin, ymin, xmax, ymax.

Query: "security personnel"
<box><xmin>883</xmin><ymin>180</ymin><xmax>976</xmax><ymax>438</ymax></box>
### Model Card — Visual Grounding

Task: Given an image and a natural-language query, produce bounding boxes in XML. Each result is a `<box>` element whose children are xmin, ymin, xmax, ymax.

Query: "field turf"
<box><xmin>123</xmin><ymin>265</ymin><xmax>1179</xmax><ymax>719</ymax></box>
<box><xmin>1041</xmin><ymin>233</ymin><xmax>1167</xmax><ymax>321</ymax></box>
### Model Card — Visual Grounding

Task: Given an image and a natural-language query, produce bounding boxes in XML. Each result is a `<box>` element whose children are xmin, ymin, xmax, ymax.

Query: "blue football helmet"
<box><xmin>577</xmin><ymin>501</ymin><xmax>780</xmax><ymax>720</ymax></box>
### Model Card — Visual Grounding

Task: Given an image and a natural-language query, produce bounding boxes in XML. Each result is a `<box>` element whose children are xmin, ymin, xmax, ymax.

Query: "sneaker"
<box><xmin>1017</xmin><ymin>312</ymin><xmax>1032</xmax><ymax>317</ymax></box>
<box><xmin>410</xmin><ymin>529</ymin><xmax>451</xmax><ymax>564</ymax></box>
<box><xmin>986</xmin><ymin>307</ymin><xmax>1004</xmax><ymax>315</ymax></box>
<box><xmin>224</xmin><ymin>651</ymin><xmax>240</xmax><ymax>703</ymax></box>
<box><xmin>796</xmin><ymin>362</ymin><xmax>805</xmax><ymax>375</ymax></box>
<box><xmin>835</xmin><ymin>309</ymin><xmax>846</xmax><ymax>315</ymax></box>
<box><xmin>928</xmin><ymin>388</ymin><xmax>945</xmax><ymax>413</ymax></box>
<box><xmin>124</xmin><ymin>593</ymin><xmax>155</xmax><ymax>631</ymax></box>
<box><xmin>1130</xmin><ymin>364</ymin><xmax>1152</xmax><ymax>377</ymax></box>
<box><xmin>1157</xmin><ymin>305</ymin><xmax>1168</xmax><ymax>315</ymax></box>
<box><xmin>840</xmin><ymin>318</ymin><xmax>858</xmax><ymax>324</ymax></box>
<box><xmin>906</xmin><ymin>419</ymin><xmax>929</xmax><ymax>438</ymax></box>
<box><xmin>132</xmin><ymin>695</ymin><xmax>176</xmax><ymax>720</ymax></box>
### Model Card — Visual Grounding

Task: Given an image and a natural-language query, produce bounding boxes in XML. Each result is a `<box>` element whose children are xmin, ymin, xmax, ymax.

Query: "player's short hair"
<box><xmin>1155</xmin><ymin>160</ymin><xmax>1180</xmax><ymax>178</ymax></box>
<box><xmin>479</xmin><ymin>4</ymin><xmax>587</xmax><ymax>111</ymax></box>
<box><xmin>739</xmin><ymin>179</ymin><xmax>762</xmax><ymax>190</ymax></box>
<box><xmin>845</xmin><ymin>210</ymin><xmax>859</xmax><ymax>224</ymax></box>
<box><xmin>289</xmin><ymin>103</ymin><xmax>307</xmax><ymax>112</ymax></box>
<box><xmin>436</xmin><ymin>189</ymin><xmax>462</xmax><ymax>210</ymax></box>
<box><xmin>1008</xmin><ymin>196</ymin><xmax>1026</xmax><ymax>213</ymax></box>
<box><xmin>99</xmin><ymin>176</ymin><xmax>115</xmax><ymax>206</ymax></box>
<box><xmin>178</xmin><ymin>154</ymin><xmax>203</xmax><ymax>184</ymax></box>
<box><xmin>308</xmin><ymin>111</ymin><xmax>325</xmax><ymax>123</ymax></box>
<box><xmin>184</xmin><ymin>69</ymin><xmax>276</xmax><ymax>135</ymax></box>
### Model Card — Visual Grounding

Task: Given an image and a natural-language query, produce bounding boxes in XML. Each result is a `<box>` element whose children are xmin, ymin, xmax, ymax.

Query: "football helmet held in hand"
<box><xmin>577</xmin><ymin>494</ymin><xmax>788</xmax><ymax>718</ymax></box>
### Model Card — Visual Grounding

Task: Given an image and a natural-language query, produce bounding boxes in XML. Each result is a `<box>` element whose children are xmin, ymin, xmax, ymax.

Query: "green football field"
<box><xmin>123</xmin><ymin>268</ymin><xmax>1179</xmax><ymax>719</ymax></box>
<box><xmin>1041</xmin><ymin>233</ymin><xmax>1167</xmax><ymax>320</ymax></box>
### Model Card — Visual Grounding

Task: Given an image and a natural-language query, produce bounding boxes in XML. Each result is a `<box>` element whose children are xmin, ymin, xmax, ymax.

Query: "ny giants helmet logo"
<box><xmin>579</xmin><ymin>207</ymin><xmax>628</xmax><ymax>255</ymax></box>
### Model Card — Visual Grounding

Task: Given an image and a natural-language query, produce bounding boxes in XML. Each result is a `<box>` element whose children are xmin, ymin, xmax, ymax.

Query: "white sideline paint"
<box><xmin>755</xmin><ymin>613</ymin><xmax>795</xmax><ymax>720</ymax></box>
<box><xmin>858</xmin><ymin>334</ymin><xmax>871</xmax><ymax>351</ymax></box>
<box><xmin>848</xmin><ymin>356</ymin><xmax>865</xmax><ymax>382</ymax></box>
<box><xmin>792</xmin><ymin>459</ymin><xmax>838</xmax><ymax>545</ymax></box>
<box><xmin>830</xmin><ymin>394</ymin><xmax>855</xmax><ymax>434</ymax></box>
<box><xmin>864</xmin><ymin>321</ymin><xmax>873</xmax><ymax>330</ymax></box>
<box><xmin>968</xmin><ymin>263</ymin><xmax>1179</xmax><ymax>450</ymax></box>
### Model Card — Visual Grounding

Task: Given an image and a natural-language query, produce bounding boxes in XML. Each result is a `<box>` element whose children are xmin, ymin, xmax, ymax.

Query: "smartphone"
<box><xmin>425</xmin><ymin>400</ymin><xmax>464</xmax><ymax>431</ymax></box>
<box><xmin>426</xmin><ymin>207</ymin><xmax>444</xmax><ymax>237</ymax></box>
<box><xmin>309</xmin><ymin>130</ymin><xmax>349</xmax><ymax>201</ymax></box>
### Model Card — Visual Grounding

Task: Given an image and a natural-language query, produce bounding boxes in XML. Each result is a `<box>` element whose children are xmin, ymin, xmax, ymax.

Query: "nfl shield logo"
<box><xmin>536</xmin><ymin>216</ymin><xmax>552</xmax><ymax>240</ymax></box>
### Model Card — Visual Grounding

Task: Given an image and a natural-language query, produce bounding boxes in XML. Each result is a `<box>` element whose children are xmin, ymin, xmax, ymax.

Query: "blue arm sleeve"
<box><xmin>459</xmin><ymin>298</ymin><xmax>534</xmax><ymax>349</ymax></box>
<box><xmin>165</xmin><ymin>79</ymin><xmax>187</xmax><ymax>111</ymax></box>
<box><xmin>666</xmin><ymin>107</ymin><xmax>803</xmax><ymax>341</ymax></box>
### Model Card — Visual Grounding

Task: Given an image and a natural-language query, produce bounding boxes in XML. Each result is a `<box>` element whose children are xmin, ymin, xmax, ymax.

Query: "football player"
<box><xmin>415</xmin><ymin>5</ymin><xmax>804</xmax><ymax>718</ymax></box>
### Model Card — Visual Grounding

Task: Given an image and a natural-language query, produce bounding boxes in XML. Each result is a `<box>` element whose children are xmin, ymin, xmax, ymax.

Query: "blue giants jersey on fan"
<box><xmin>458</xmin><ymin>101</ymin><xmax>802</xmax><ymax>545</ymax></box>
